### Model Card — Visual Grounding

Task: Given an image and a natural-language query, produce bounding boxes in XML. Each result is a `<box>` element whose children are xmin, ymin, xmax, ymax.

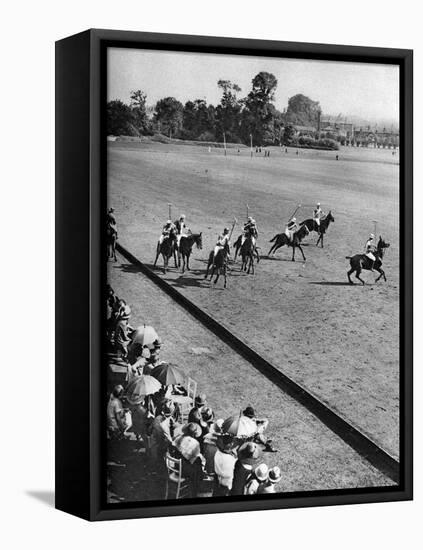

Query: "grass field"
<box><xmin>108</xmin><ymin>141</ymin><xmax>400</xmax><ymax>459</ymax></box>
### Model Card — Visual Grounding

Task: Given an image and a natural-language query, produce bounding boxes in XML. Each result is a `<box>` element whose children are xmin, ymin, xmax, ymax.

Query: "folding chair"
<box><xmin>187</xmin><ymin>377</ymin><xmax>197</xmax><ymax>402</ymax></box>
<box><xmin>164</xmin><ymin>452</ymin><xmax>191</xmax><ymax>499</ymax></box>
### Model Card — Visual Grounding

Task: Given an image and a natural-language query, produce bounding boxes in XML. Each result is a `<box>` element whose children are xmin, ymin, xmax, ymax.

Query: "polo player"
<box><xmin>285</xmin><ymin>217</ymin><xmax>298</xmax><ymax>241</ymax></box>
<box><xmin>159</xmin><ymin>220</ymin><xmax>176</xmax><ymax>245</ymax></box>
<box><xmin>214</xmin><ymin>227</ymin><xmax>230</xmax><ymax>259</ymax></box>
<box><xmin>241</xmin><ymin>216</ymin><xmax>258</xmax><ymax>246</ymax></box>
<box><xmin>174</xmin><ymin>214</ymin><xmax>187</xmax><ymax>247</ymax></box>
<box><xmin>365</xmin><ymin>233</ymin><xmax>377</xmax><ymax>271</ymax></box>
<box><xmin>313</xmin><ymin>202</ymin><xmax>324</xmax><ymax>230</ymax></box>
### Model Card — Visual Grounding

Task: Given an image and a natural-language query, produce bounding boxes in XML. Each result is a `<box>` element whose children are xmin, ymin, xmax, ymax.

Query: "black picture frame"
<box><xmin>55</xmin><ymin>28</ymin><xmax>413</xmax><ymax>521</ymax></box>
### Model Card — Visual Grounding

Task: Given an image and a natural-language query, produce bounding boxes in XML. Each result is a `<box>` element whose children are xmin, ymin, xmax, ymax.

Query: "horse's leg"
<box><xmin>186</xmin><ymin>253</ymin><xmax>190</xmax><ymax>271</ymax></box>
<box><xmin>375</xmin><ymin>267</ymin><xmax>386</xmax><ymax>282</ymax></box>
<box><xmin>255</xmin><ymin>249</ymin><xmax>260</xmax><ymax>263</ymax></box>
<box><xmin>347</xmin><ymin>268</ymin><xmax>355</xmax><ymax>284</ymax></box>
<box><xmin>223</xmin><ymin>267</ymin><xmax>227</xmax><ymax>288</ymax></box>
<box><xmin>174</xmin><ymin>248</ymin><xmax>178</xmax><ymax>268</ymax></box>
<box><xmin>298</xmin><ymin>244</ymin><xmax>306</xmax><ymax>261</ymax></box>
<box><xmin>316</xmin><ymin>233</ymin><xmax>322</xmax><ymax>247</ymax></box>
<box><xmin>355</xmin><ymin>268</ymin><xmax>365</xmax><ymax>285</ymax></box>
<box><xmin>291</xmin><ymin>245</ymin><xmax>296</xmax><ymax>262</ymax></box>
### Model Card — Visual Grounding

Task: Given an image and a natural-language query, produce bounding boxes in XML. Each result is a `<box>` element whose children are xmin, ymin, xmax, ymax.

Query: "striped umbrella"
<box><xmin>151</xmin><ymin>362</ymin><xmax>185</xmax><ymax>386</ymax></box>
<box><xmin>125</xmin><ymin>375</ymin><xmax>162</xmax><ymax>405</ymax></box>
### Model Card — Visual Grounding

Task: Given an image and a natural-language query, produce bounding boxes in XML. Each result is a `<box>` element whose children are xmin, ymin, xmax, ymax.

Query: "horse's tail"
<box><xmin>269</xmin><ymin>234</ymin><xmax>278</xmax><ymax>243</ymax></box>
<box><xmin>345</xmin><ymin>256</ymin><xmax>352</xmax><ymax>260</ymax></box>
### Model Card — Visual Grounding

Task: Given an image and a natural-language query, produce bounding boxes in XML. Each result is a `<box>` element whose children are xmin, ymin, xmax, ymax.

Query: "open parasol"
<box><xmin>131</xmin><ymin>325</ymin><xmax>160</xmax><ymax>349</ymax></box>
<box><xmin>222</xmin><ymin>413</ymin><xmax>257</xmax><ymax>438</ymax></box>
<box><xmin>151</xmin><ymin>362</ymin><xmax>186</xmax><ymax>386</ymax></box>
<box><xmin>125</xmin><ymin>375</ymin><xmax>162</xmax><ymax>405</ymax></box>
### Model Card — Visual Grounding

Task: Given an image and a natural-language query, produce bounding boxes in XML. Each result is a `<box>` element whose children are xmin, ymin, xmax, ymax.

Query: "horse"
<box><xmin>240</xmin><ymin>233</ymin><xmax>258</xmax><ymax>274</ymax></box>
<box><xmin>233</xmin><ymin>232</ymin><xmax>260</xmax><ymax>263</ymax></box>
<box><xmin>268</xmin><ymin>224</ymin><xmax>310</xmax><ymax>261</ymax></box>
<box><xmin>300</xmin><ymin>210</ymin><xmax>335</xmax><ymax>248</ymax></box>
<box><xmin>153</xmin><ymin>233</ymin><xmax>178</xmax><ymax>273</ymax></box>
<box><xmin>106</xmin><ymin>225</ymin><xmax>117</xmax><ymax>262</ymax></box>
<box><xmin>346</xmin><ymin>236</ymin><xmax>390</xmax><ymax>285</ymax></box>
<box><xmin>204</xmin><ymin>244</ymin><xmax>229</xmax><ymax>288</ymax></box>
<box><xmin>177</xmin><ymin>232</ymin><xmax>203</xmax><ymax>273</ymax></box>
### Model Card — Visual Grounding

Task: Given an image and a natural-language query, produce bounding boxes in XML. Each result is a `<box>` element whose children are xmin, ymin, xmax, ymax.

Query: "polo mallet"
<box><xmin>168</xmin><ymin>203</ymin><xmax>172</xmax><ymax>220</ymax></box>
<box><xmin>372</xmin><ymin>220</ymin><xmax>378</xmax><ymax>237</ymax></box>
<box><xmin>288</xmin><ymin>204</ymin><xmax>302</xmax><ymax>221</ymax></box>
<box><xmin>246</xmin><ymin>204</ymin><xmax>249</xmax><ymax>220</ymax></box>
<box><xmin>229</xmin><ymin>217</ymin><xmax>238</xmax><ymax>240</ymax></box>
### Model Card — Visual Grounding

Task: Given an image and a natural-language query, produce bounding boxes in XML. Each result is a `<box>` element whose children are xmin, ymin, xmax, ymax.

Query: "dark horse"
<box><xmin>268</xmin><ymin>224</ymin><xmax>310</xmax><ymax>261</ymax></box>
<box><xmin>204</xmin><ymin>244</ymin><xmax>229</xmax><ymax>288</ymax></box>
<box><xmin>177</xmin><ymin>232</ymin><xmax>203</xmax><ymax>273</ymax></box>
<box><xmin>240</xmin><ymin>234</ymin><xmax>259</xmax><ymax>274</ymax></box>
<box><xmin>300</xmin><ymin>210</ymin><xmax>335</xmax><ymax>248</ymax></box>
<box><xmin>233</xmin><ymin>232</ymin><xmax>260</xmax><ymax>263</ymax></box>
<box><xmin>106</xmin><ymin>225</ymin><xmax>117</xmax><ymax>262</ymax></box>
<box><xmin>153</xmin><ymin>233</ymin><xmax>178</xmax><ymax>273</ymax></box>
<box><xmin>346</xmin><ymin>236</ymin><xmax>390</xmax><ymax>285</ymax></box>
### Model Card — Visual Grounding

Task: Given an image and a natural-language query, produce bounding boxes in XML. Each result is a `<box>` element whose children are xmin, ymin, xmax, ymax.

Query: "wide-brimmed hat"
<box><xmin>254</xmin><ymin>463</ymin><xmax>269</xmax><ymax>481</ymax></box>
<box><xmin>119</xmin><ymin>304</ymin><xmax>131</xmax><ymax>320</ymax></box>
<box><xmin>242</xmin><ymin>406</ymin><xmax>256</xmax><ymax>419</ymax></box>
<box><xmin>237</xmin><ymin>441</ymin><xmax>262</xmax><ymax>465</ymax></box>
<box><xmin>174</xmin><ymin>435</ymin><xmax>201</xmax><ymax>464</ymax></box>
<box><xmin>195</xmin><ymin>393</ymin><xmax>207</xmax><ymax>406</ymax></box>
<box><xmin>216</xmin><ymin>434</ymin><xmax>235</xmax><ymax>453</ymax></box>
<box><xmin>268</xmin><ymin>466</ymin><xmax>282</xmax><ymax>483</ymax></box>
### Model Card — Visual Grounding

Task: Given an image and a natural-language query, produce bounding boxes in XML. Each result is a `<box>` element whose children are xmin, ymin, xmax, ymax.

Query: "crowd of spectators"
<box><xmin>106</xmin><ymin>286</ymin><xmax>282</xmax><ymax>498</ymax></box>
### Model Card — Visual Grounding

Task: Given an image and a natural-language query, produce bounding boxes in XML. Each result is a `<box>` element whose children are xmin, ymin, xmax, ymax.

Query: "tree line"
<box><xmin>107</xmin><ymin>72</ymin><xmax>328</xmax><ymax>147</ymax></box>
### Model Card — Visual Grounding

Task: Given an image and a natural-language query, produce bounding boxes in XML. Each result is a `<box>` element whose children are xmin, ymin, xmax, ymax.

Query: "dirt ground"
<box><xmin>107</xmin><ymin>256</ymin><xmax>392</xmax><ymax>503</ymax></box>
<box><xmin>108</xmin><ymin>141</ymin><xmax>400</xmax><ymax>458</ymax></box>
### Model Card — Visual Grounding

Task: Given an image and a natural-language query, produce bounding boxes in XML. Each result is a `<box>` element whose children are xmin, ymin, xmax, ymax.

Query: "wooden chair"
<box><xmin>187</xmin><ymin>377</ymin><xmax>197</xmax><ymax>402</ymax></box>
<box><xmin>164</xmin><ymin>452</ymin><xmax>191</xmax><ymax>499</ymax></box>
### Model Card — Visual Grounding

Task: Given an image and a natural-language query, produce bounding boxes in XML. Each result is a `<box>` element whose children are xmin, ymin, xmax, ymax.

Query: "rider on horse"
<box><xmin>313</xmin><ymin>202</ymin><xmax>324</xmax><ymax>230</ymax></box>
<box><xmin>174</xmin><ymin>214</ymin><xmax>187</xmax><ymax>247</ymax></box>
<box><xmin>107</xmin><ymin>207</ymin><xmax>118</xmax><ymax>239</ymax></box>
<box><xmin>213</xmin><ymin>227</ymin><xmax>231</xmax><ymax>259</ymax></box>
<box><xmin>285</xmin><ymin>217</ymin><xmax>299</xmax><ymax>242</ymax></box>
<box><xmin>241</xmin><ymin>216</ymin><xmax>258</xmax><ymax>246</ymax></box>
<box><xmin>159</xmin><ymin>220</ymin><xmax>176</xmax><ymax>245</ymax></box>
<box><xmin>365</xmin><ymin>233</ymin><xmax>377</xmax><ymax>271</ymax></box>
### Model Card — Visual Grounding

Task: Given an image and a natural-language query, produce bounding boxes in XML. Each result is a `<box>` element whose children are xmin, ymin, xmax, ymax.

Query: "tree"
<box><xmin>240</xmin><ymin>72</ymin><xmax>279</xmax><ymax>145</ymax></box>
<box><xmin>129</xmin><ymin>90</ymin><xmax>151</xmax><ymax>134</ymax></box>
<box><xmin>182</xmin><ymin>99</ymin><xmax>215</xmax><ymax>140</ymax></box>
<box><xmin>285</xmin><ymin>94</ymin><xmax>321</xmax><ymax>128</ymax></box>
<box><xmin>215</xmin><ymin>80</ymin><xmax>242</xmax><ymax>142</ymax></box>
<box><xmin>107</xmin><ymin>100</ymin><xmax>137</xmax><ymax>136</ymax></box>
<box><xmin>154</xmin><ymin>97</ymin><xmax>184</xmax><ymax>138</ymax></box>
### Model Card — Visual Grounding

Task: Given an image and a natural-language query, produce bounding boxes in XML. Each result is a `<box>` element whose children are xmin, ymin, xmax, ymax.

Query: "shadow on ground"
<box><xmin>26</xmin><ymin>490</ymin><xmax>55</xmax><ymax>508</ymax></box>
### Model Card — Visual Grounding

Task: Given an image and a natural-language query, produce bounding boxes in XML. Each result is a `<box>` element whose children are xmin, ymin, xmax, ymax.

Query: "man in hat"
<box><xmin>214</xmin><ymin>435</ymin><xmax>237</xmax><ymax>496</ymax></box>
<box><xmin>150</xmin><ymin>400</ymin><xmax>177</xmax><ymax>465</ymax></box>
<box><xmin>285</xmin><ymin>217</ymin><xmax>298</xmax><ymax>241</ymax></box>
<box><xmin>231</xmin><ymin>441</ymin><xmax>262</xmax><ymax>495</ymax></box>
<box><xmin>364</xmin><ymin>233</ymin><xmax>377</xmax><ymax>271</ymax></box>
<box><xmin>107</xmin><ymin>207</ymin><xmax>118</xmax><ymax>239</ymax></box>
<box><xmin>170</xmin><ymin>433</ymin><xmax>206</xmax><ymax>496</ymax></box>
<box><xmin>258</xmin><ymin>466</ymin><xmax>282</xmax><ymax>494</ymax></box>
<box><xmin>189</xmin><ymin>393</ymin><xmax>208</xmax><ymax>419</ymax></box>
<box><xmin>241</xmin><ymin>216</ymin><xmax>258</xmax><ymax>246</ymax></box>
<box><xmin>114</xmin><ymin>302</ymin><xmax>134</xmax><ymax>358</ymax></box>
<box><xmin>174</xmin><ymin>214</ymin><xmax>187</xmax><ymax>248</ymax></box>
<box><xmin>203</xmin><ymin>419</ymin><xmax>224</xmax><ymax>474</ymax></box>
<box><xmin>158</xmin><ymin>219</ymin><xmax>176</xmax><ymax>245</ymax></box>
<box><xmin>242</xmin><ymin>406</ymin><xmax>277</xmax><ymax>452</ymax></box>
<box><xmin>313</xmin><ymin>202</ymin><xmax>324</xmax><ymax>231</ymax></box>
<box><xmin>244</xmin><ymin>463</ymin><xmax>269</xmax><ymax>495</ymax></box>
<box><xmin>213</xmin><ymin>227</ymin><xmax>231</xmax><ymax>259</ymax></box>
<box><xmin>107</xmin><ymin>385</ymin><xmax>126</xmax><ymax>439</ymax></box>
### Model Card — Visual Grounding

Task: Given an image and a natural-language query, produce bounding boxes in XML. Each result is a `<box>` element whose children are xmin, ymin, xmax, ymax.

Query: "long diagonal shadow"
<box><xmin>26</xmin><ymin>490</ymin><xmax>55</xmax><ymax>508</ymax></box>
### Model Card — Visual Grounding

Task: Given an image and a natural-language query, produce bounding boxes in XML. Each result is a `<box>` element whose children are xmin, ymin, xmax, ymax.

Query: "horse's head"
<box><xmin>297</xmin><ymin>224</ymin><xmax>309</xmax><ymax>241</ymax></box>
<box><xmin>326</xmin><ymin>210</ymin><xmax>335</xmax><ymax>223</ymax></box>
<box><xmin>377</xmin><ymin>236</ymin><xmax>390</xmax><ymax>258</ymax></box>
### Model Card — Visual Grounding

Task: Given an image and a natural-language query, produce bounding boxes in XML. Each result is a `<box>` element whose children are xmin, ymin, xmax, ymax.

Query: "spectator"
<box><xmin>231</xmin><ymin>441</ymin><xmax>262</xmax><ymax>496</ymax></box>
<box><xmin>130</xmin><ymin>402</ymin><xmax>149</xmax><ymax>442</ymax></box>
<box><xmin>244</xmin><ymin>463</ymin><xmax>269</xmax><ymax>495</ymax></box>
<box><xmin>107</xmin><ymin>385</ymin><xmax>127</xmax><ymax>439</ymax></box>
<box><xmin>170</xmin><ymin>434</ymin><xmax>206</xmax><ymax>496</ymax></box>
<box><xmin>214</xmin><ymin>435</ymin><xmax>237</xmax><ymax>496</ymax></box>
<box><xmin>149</xmin><ymin>400</ymin><xmax>177</xmax><ymax>465</ymax></box>
<box><xmin>258</xmin><ymin>466</ymin><xmax>282</xmax><ymax>494</ymax></box>
<box><xmin>203</xmin><ymin>419</ymin><xmax>224</xmax><ymax>474</ymax></box>
<box><xmin>182</xmin><ymin>422</ymin><xmax>202</xmax><ymax>442</ymax></box>
<box><xmin>242</xmin><ymin>406</ymin><xmax>277</xmax><ymax>452</ymax></box>
<box><xmin>114</xmin><ymin>303</ymin><xmax>134</xmax><ymax>358</ymax></box>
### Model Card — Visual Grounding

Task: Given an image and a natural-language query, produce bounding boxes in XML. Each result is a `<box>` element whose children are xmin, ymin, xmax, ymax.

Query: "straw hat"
<box><xmin>237</xmin><ymin>442</ymin><xmax>262</xmax><ymax>466</ymax></box>
<box><xmin>268</xmin><ymin>466</ymin><xmax>282</xmax><ymax>483</ymax></box>
<box><xmin>254</xmin><ymin>463</ymin><xmax>269</xmax><ymax>482</ymax></box>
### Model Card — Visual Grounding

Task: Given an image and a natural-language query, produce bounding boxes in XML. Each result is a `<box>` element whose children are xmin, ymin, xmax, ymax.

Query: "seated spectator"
<box><xmin>257</xmin><ymin>466</ymin><xmax>282</xmax><ymax>494</ymax></box>
<box><xmin>188</xmin><ymin>408</ymin><xmax>208</xmax><ymax>433</ymax></box>
<box><xmin>242</xmin><ymin>406</ymin><xmax>277</xmax><ymax>452</ymax></box>
<box><xmin>182</xmin><ymin>422</ymin><xmax>202</xmax><ymax>441</ymax></box>
<box><xmin>201</xmin><ymin>407</ymin><xmax>215</xmax><ymax>436</ymax></box>
<box><xmin>244</xmin><ymin>463</ymin><xmax>269</xmax><ymax>495</ymax></box>
<box><xmin>231</xmin><ymin>441</ymin><xmax>262</xmax><ymax>496</ymax></box>
<box><xmin>170</xmin><ymin>434</ymin><xmax>206</xmax><ymax>496</ymax></box>
<box><xmin>189</xmin><ymin>393</ymin><xmax>208</xmax><ymax>418</ymax></box>
<box><xmin>203</xmin><ymin>419</ymin><xmax>224</xmax><ymax>474</ymax></box>
<box><xmin>214</xmin><ymin>435</ymin><xmax>237</xmax><ymax>496</ymax></box>
<box><xmin>130</xmin><ymin>402</ymin><xmax>149</xmax><ymax>442</ymax></box>
<box><xmin>107</xmin><ymin>385</ymin><xmax>127</xmax><ymax>439</ymax></box>
<box><xmin>149</xmin><ymin>401</ymin><xmax>177</xmax><ymax>466</ymax></box>
<box><xmin>114</xmin><ymin>303</ymin><xmax>135</xmax><ymax>358</ymax></box>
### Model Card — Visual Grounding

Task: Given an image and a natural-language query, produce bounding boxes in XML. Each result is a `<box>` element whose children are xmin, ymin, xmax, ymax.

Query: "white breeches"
<box><xmin>366</xmin><ymin>252</ymin><xmax>376</xmax><ymax>261</ymax></box>
<box><xmin>314</xmin><ymin>218</ymin><xmax>320</xmax><ymax>226</ymax></box>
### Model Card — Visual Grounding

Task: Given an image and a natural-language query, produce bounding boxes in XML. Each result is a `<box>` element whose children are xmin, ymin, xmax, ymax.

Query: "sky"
<box><xmin>108</xmin><ymin>47</ymin><xmax>399</xmax><ymax>125</ymax></box>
